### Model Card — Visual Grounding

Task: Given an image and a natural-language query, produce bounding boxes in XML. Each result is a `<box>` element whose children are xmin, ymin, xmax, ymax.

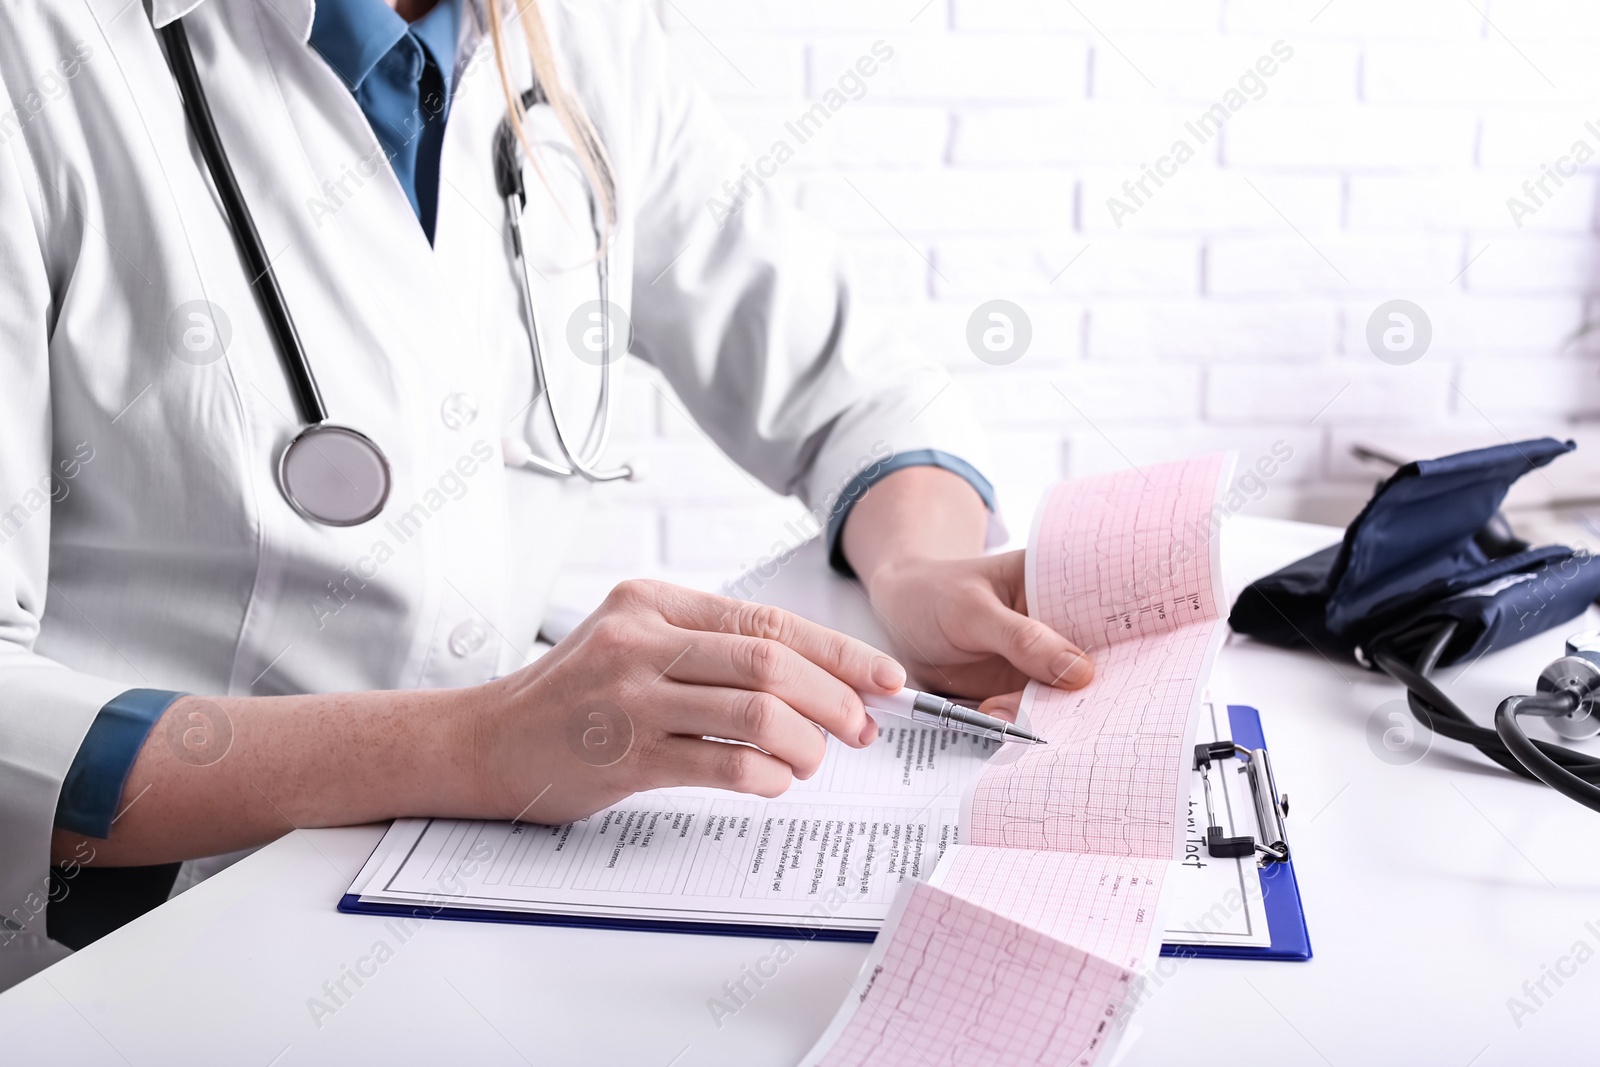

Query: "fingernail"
<box><xmin>857</xmin><ymin>718</ymin><xmax>880</xmax><ymax>746</ymax></box>
<box><xmin>871</xmin><ymin>656</ymin><xmax>906</xmax><ymax>690</ymax></box>
<box><xmin>1051</xmin><ymin>649</ymin><xmax>1091</xmax><ymax>687</ymax></box>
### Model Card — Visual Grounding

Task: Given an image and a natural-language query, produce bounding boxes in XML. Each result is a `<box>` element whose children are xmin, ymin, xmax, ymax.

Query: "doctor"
<box><xmin>0</xmin><ymin>0</ymin><xmax>1094</xmax><ymax>961</ymax></box>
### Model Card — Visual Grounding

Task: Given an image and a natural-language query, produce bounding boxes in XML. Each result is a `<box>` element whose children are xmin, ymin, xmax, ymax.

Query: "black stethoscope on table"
<box><xmin>156</xmin><ymin>16</ymin><xmax>630</xmax><ymax>528</ymax></box>
<box><xmin>1371</xmin><ymin>623</ymin><xmax>1600</xmax><ymax>813</ymax></box>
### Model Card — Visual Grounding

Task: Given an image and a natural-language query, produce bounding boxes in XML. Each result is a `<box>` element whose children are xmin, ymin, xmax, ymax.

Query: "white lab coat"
<box><xmin>0</xmin><ymin>0</ymin><xmax>987</xmax><ymax>976</ymax></box>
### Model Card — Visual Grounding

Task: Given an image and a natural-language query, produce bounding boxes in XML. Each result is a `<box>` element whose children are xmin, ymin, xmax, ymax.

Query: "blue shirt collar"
<box><xmin>310</xmin><ymin>0</ymin><xmax>461</xmax><ymax>94</ymax></box>
<box><xmin>411</xmin><ymin>1</ymin><xmax>462</xmax><ymax>95</ymax></box>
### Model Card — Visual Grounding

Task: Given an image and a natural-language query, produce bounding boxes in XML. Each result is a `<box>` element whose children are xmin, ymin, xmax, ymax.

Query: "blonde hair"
<box><xmin>485</xmin><ymin>0</ymin><xmax>617</xmax><ymax>244</ymax></box>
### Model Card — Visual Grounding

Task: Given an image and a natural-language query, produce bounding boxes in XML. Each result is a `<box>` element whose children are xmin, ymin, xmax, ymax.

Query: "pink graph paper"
<box><xmin>1024</xmin><ymin>452</ymin><xmax>1230</xmax><ymax>651</ymax></box>
<box><xmin>930</xmin><ymin>847</ymin><xmax>1168</xmax><ymax>970</ymax></box>
<box><xmin>969</xmin><ymin>454</ymin><xmax>1232</xmax><ymax>860</ymax></box>
<box><xmin>803</xmin><ymin>882</ymin><xmax>1138</xmax><ymax>1067</ymax></box>
<box><xmin>803</xmin><ymin>455</ymin><xmax>1236</xmax><ymax>1067</ymax></box>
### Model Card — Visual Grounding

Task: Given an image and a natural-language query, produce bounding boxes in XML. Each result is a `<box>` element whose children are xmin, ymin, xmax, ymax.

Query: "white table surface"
<box><xmin>3</xmin><ymin>516</ymin><xmax>1598</xmax><ymax>1066</ymax></box>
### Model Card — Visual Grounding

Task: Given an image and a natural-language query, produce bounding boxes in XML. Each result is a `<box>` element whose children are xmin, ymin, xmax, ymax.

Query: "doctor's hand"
<box><xmin>841</xmin><ymin>467</ymin><xmax>1095</xmax><ymax>716</ymax></box>
<box><xmin>862</xmin><ymin>551</ymin><xmax>1093</xmax><ymax>715</ymax></box>
<box><xmin>472</xmin><ymin>580</ymin><xmax>904</xmax><ymax>825</ymax></box>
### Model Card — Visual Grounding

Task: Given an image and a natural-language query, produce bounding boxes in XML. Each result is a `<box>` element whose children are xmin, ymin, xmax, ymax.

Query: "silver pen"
<box><xmin>855</xmin><ymin>687</ymin><xmax>1048</xmax><ymax>745</ymax></box>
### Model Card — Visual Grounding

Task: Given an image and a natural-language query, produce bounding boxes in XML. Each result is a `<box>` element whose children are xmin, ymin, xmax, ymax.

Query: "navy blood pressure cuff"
<box><xmin>1230</xmin><ymin>438</ymin><xmax>1600</xmax><ymax>668</ymax></box>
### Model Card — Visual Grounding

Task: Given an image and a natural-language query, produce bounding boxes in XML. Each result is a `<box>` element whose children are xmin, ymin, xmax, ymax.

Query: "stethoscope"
<box><xmin>491</xmin><ymin>86</ymin><xmax>631</xmax><ymax>486</ymax></box>
<box><xmin>156</xmin><ymin>16</ymin><xmax>629</xmax><ymax>529</ymax></box>
<box><xmin>1372</xmin><ymin>623</ymin><xmax>1600</xmax><ymax>813</ymax></box>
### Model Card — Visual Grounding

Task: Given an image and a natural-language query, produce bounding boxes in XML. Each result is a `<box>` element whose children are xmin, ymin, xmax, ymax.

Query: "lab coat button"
<box><xmin>449</xmin><ymin>619</ymin><xmax>488</xmax><ymax>657</ymax></box>
<box><xmin>441</xmin><ymin>392</ymin><xmax>478</xmax><ymax>430</ymax></box>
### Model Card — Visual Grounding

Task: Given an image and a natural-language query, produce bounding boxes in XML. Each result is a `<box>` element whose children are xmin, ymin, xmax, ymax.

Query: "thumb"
<box><xmin>978</xmin><ymin>599</ymin><xmax>1094</xmax><ymax>689</ymax></box>
<box><xmin>978</xmin><ymin>691</ymin><xmax>1023</xmax><ymax>719</ymax></box>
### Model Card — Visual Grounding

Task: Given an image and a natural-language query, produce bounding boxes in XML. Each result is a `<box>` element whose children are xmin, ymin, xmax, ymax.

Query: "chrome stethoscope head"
<box><xmin>495</xmin><ymin>89</ymin><xmax>633</xmax><ymax>484</ymax></box>
<box><xmin>278</xmin><ymin>424</ymin><xmax>392</xmax><ymax>526</ymax></box>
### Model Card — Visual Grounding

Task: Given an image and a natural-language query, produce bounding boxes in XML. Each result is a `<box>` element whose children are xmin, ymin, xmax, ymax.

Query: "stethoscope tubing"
<box><xmin>1374</xmin><ymin>620</ymin><xmax>1600</xmax><ymax>812</ymax></box>
<box><xmin>507</xmin><ymin>206</ymin><xmax>625</xmax><ymax>482</ymax></box>
<box><xmin>1373</xmin><ymin>623</ymin><xmax>1600</xmax><ymax>782</ymax></box>
<box><xmin>497</xmin><ymin>95</ymin><xmax>629</xmax><ymax>484</ymax></box>
<box><xmin>1494</xmin><ymin>691</ymin><xmax>1600</xmax><ymax>812</ymax></box>
<box><xmin>159</xmin><ymin>19</ymin><xmax>327</xmax><ymax>428</ymax></box>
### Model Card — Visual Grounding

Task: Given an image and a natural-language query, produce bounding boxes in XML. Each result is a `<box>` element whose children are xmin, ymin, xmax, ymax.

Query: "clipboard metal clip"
<box><xmin>1194</xmin><ymin>741</ymin><xmax>1291</xmax><ymax>866</ymax></box>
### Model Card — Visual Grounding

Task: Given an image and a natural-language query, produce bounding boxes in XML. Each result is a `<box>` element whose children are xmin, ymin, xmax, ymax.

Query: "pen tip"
<box><xmin>1034</xmin><ymin>738</ymin><xmax>1049</xmax><ymax>745</ymax></box>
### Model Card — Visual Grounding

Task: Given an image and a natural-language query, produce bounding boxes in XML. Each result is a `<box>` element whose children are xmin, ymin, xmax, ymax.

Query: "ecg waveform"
<box><xmin>970</xmin><ymin>626</ymin><xmax>1220</xmax><ymax>857</ymax></box>
<box><xmin>1034</xmin><ymin>453</ymin><xmax>1227</xmax><ymax>652</ymax></box>
<box><xmin>971</xmin><ymin>454</ymin><xmax>1231</xmax><ymax>860</ymax></box>
<box><xmin>931</xmin><ymin>848</ymin><xmax>1167</xmax><ymax>969</ymax></box>
<box><xmin>810</xmin><ymin>883</ymin><xmax>1138</xmax><ymax>1067</ymax></box>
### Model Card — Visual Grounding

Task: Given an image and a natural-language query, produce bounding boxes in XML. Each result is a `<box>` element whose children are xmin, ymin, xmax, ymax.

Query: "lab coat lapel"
<box><xmin>150</xmin><ymin>0</ymin><xmax>315</xmax><ymax>37</ymax></box>
<box><xmin>91</xmin><ymin>0</ymin><xmax>293</xmax><ymax>487</ymax></box>
<box><xmin>264</xmin><ymin>50</ymin><xmax>455</xmax><ymax>403</ymax></box>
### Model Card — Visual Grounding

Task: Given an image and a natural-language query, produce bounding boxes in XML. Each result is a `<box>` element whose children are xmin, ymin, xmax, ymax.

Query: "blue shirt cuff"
<box><xmin>54</xmin><ymin>689</ymin><xmax>185</xmax><ymax>839</ymax></box>
<box><xmin>825</xmin><ymin>449</ymin><xmax>997</xmax><ymax>578</ymax></box>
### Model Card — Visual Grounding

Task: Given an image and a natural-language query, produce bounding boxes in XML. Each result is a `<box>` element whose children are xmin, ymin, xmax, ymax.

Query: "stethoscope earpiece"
<box><xmin>500</xmin><ymin>436</ymin><xmax>533</xmax><ymax>469</ymax></box>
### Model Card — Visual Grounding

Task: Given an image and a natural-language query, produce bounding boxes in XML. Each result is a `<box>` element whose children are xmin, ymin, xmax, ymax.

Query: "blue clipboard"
<box><xmin>341</xmin><ymin>704</ymin><xmax>1310</xmax><ymax>958</ymax></box>
<box><xmin>1159</xmin><ymin>704</ymin><xmax>1312</xmax><ymax>962</ymax></box>
<box><xmin>337</xmin><ymin>892</ymin><xmax>872</xmax><ymax>942</ymax></box>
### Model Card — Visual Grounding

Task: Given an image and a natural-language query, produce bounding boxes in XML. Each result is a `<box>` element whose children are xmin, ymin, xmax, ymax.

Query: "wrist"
<box><xmin>859</xmin><ymin>553</ymin><xmax>932</xmax><ymax>605</ymax></box>
<box><xmin>399</xmin><ymin>683</ymin><xmax>504</xmax><ymax>819</ymax></box>
<box><xmin>839</xmin><ymin>466</ymin><xmax>987</xmax><ymax>588</ymax></box>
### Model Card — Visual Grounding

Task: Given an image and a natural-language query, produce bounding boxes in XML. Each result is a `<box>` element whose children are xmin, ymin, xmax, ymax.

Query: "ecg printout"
<box><xmin>804</xmin><ymin>454</ymin><xmax>1237</xmax><ymax>1067</ymax></box>
<box><xmin>929</xmin><ymin>847</ymin><xmax>1168</xmax><ymax>967</ymax></box>
<box><xmin>799</xmin><ymin>881</ymin><xmax>1142</xmax><ymax>1067</ymax></box>
<box><xmin>968</xmin><ymin>453</ymin><xmax>1233</xmax><ymax>862</ymax></box>
<box><xmin>1025</xmin><ymin>452</ymin><xmax>1229</xmax><ymax>651</ymax></box>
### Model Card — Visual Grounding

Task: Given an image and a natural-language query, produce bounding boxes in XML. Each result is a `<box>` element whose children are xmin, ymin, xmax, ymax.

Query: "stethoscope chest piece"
<box><xmin>279</xmin><ymin>424</ymin><xmax>391</xmax><ymax>527</ymax></box>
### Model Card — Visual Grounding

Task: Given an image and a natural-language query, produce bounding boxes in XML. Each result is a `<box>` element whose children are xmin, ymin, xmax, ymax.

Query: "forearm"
<box><xmin>44</xmin><ymin>572</ymin><xmax>934</xmax><ymax>873</ymax></box>
<box><xmin>840</xmin><ymin>466</ymin><xmax>988</xmax><ymax>592</ymax></box>
<box><xmin>50</xmin><ymin>688</ymin><xmax>481</xmax><ymax>867</ymax></box>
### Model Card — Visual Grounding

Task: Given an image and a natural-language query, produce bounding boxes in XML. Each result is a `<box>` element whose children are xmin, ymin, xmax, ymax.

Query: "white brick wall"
<box><xmin>549</xmin><ymin>0</ymin><xmax>1600</xmax><ymax>613</ymax></box>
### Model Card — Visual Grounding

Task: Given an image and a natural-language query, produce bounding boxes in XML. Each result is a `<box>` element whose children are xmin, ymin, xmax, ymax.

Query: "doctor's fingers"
<box><xmin>963</xmin><ymin>599</ymin><xmax>1094</xmax><ymax>691</ymax></box>
<box><xmin>657</xmin><ymin>630</ymin><xmax>875</xmax><ymax>748</ymax></box>
<box><xmin>650</xmin><ymin>587</ymin><xmax>906</xmax><ymax>693</ymax></box>
<box><xmin>646</xmin><ymin>682</ymin><xmax>829</xmax><ymax>781</ymax></box>
<box><xmin>639</xmin><ymin>735</ymin><xmax>794</xmax><ymax>799</ymax></box>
